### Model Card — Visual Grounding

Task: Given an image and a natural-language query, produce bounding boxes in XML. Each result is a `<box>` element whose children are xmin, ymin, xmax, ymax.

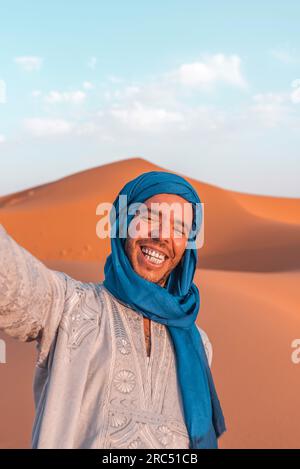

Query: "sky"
<box><xmin>0</xmin><ymin>0</ymin><xmax>300</xmax><ymax>197</ymax></box>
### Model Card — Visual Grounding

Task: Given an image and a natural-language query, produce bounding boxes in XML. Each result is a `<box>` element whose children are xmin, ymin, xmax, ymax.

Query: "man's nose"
<box><xmin>150</xmin><ymin>220</ymin><xmax>172</xmax><ymax>241</ymax></box>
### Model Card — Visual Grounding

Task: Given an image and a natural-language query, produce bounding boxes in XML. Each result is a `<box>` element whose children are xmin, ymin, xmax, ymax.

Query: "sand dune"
<box><xmin>0</xmin><ymin>157</ymin><xmax>299</xmax><ymax>448</ymax></box>
<box><xmin>1</xmin><ymin>158</ymin><xmax>299</xmax><ymax>271</ymax></box>
<box><xmin>231</xmin><ymin>191</ymin><xmax>300</xmax><ymax>224</ymax></box>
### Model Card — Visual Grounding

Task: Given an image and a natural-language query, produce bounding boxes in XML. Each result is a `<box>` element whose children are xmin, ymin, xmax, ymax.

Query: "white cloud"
<box><xmin>23</xmin><ymin>117</ymin><xmax>114</xmax><ymax>141</ymax></box>
<box><xmin>249</xmin><ymin>81</ymin><xmax>300</xmax><ymax>128</ymax></box>
<box><xmin>97</xmin><ymin>54</ymin><xmax>247</xmax><ymax>133</ymax></box>
<box><xmin>87</xmin><ymin>56</ymin><xmax>97</xmax><ymax>70</ymax></box>
<box><xmin>270</xmin><ymin>47</ymin><xmax>299</xmax><ymax>65</ymax></box>
<box><xmin>251</xmin><ymin>93</ymin><xmax>288</xmax><ymax>127</ymax></box>
<box><xmin>107</xmin><ymin>75</ymin><xmax>123</xmax><ymax>84</ymax></box>
<box><xmin>32</xmin><ymin>85</ymin><xmax>90</xmax><ymax>104</ymax></box>
<box><xmin>104</xmin><ymin>85</ymin><xmax>141</xmax><ymax>101</ymax></box>
<box><xmin>169</xmin><ymin>54</ymin><xmax>247</xmax><ymax>88</ymax></box>
<box><xmin>83</xmin><ymin>81</ymin><xmax>94</xmax><ymax>90</ymax></box>
<box><xmin>0</xmin><ymin>80</ymin><xmax>7</xmax><ymax>103</ymax></box>
<box><xmin>290</xmin><ymin>79</ymin><xmax>300</xmax><ymax>104</ymax></box>
<box><xmin>76</xmin><ymin>122</ymin><xmax>98</xmax><ymax>136</ymax></box>
<box><xmin>14</xmin><ymin>56</ymin><xmax>43</xmax><ymax>72</ymax></box>
<box><xmin>24</xmin><ymin>118</ymin><xmax>73</xmax><ymax>137</ymax></box>
<box><xmin>119</xmin><ymin>85</ymin><xmax>140</xmax><ymax>98</ymax></box>
<box><xmin>44</xmin><ymin>90</ymin><xmax>86</xmax><ymax>104</ymax></box>
<box><xmin>110</xmin><ymin>101</ymin><xmax>184</xmax><ymax>131</ymax></box>
<box><xmin>19</xmin><ymin>54</ymin><xmax>298</xmax><ymax>150</ymax></box>
<box><xmin>0</xmin><ymin>134</ymin><xmax>6</xmax><ymax>143</ymax></box>
<box><xmin>32</xmin><ymin>90</ymin><xmax>42</xmax><ymax>98</ymax></box>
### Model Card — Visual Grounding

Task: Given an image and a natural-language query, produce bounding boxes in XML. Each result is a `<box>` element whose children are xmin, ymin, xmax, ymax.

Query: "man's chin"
<box><xmin>135</xmin><ymin>267</ymin><xmax>164</xmax><ymax>285</ymax></box>
<box><xmin>132</xmin><ymin>252</ymin><xmax>169</xmax><ymax>284</ymax></box>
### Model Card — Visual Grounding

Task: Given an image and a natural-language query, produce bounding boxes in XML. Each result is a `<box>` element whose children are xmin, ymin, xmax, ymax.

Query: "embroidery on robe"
<box><xmin>127</xmin><ymin>437</ymin><xmax>144</xmax><ymax>449</ymax></box>
<box><xmin>110</xmin><ymin>299</ymin><xmax>132</xmax><ymax>356</ymax></box>
<box><xmin>110</xmin><ymin>413</ymin><xmax>128</xmax><ymax>429</ymax></box>
<box><xmin>101</xmin><ymin>286</ymin><xmax>191</xmax><ymax>449</ymax></box>
<box><xmin>155</xmin><ymin>424</ymin><xmax>174</xmax><ymax>447</ymax></box>
<box><xmin>113</xmin><ymin>369</ymin><xmax>136</xmax><ymax>394</ymax></box>
<box><xmin>60</xmin><ymin>284</ymin><xmax>100</xmax><ymax>351</ymax></box>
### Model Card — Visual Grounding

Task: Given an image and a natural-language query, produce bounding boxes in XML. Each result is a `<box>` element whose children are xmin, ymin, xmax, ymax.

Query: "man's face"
<box><xmin>124</xmin><ymin>193</ymin><xmax>193</xmax><ymax>287</ymax></box>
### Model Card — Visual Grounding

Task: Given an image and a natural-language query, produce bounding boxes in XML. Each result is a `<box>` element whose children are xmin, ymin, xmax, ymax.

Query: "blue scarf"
<box><xmin>103</xmin><ymin>170</ymin><xmax>226</xmax><ymax>448</ymax></box>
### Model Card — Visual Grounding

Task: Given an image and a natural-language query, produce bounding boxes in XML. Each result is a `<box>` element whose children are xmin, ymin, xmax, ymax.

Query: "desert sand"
<box><xmin>0</xmin><ymin>157</ymin><xmax>299</xmax><ymax>448</ymax></box>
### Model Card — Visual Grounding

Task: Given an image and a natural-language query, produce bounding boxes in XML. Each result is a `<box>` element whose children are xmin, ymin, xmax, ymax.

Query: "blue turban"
<box><xmin>103</xmin><ymin>170</ymin><xmax>226</xmax><ymax>448</ymax></box>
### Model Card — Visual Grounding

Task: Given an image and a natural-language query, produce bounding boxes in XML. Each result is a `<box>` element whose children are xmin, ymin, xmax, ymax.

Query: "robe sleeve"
<box><xmin>196</xmin><ymin>326</ymin><xmax>213</xmax><ymax>368</ymax></box>
<box><xmin>0</xmin><ymin>224</ymin><xmax>68</xmax><ymax>356</ymax></box>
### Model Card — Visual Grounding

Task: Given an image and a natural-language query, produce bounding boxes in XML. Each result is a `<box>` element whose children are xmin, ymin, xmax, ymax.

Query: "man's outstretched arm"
<box><xmin>0</xmin><ymin>224</ymin><xmax>67</xmax><ymax>349</ymax></box>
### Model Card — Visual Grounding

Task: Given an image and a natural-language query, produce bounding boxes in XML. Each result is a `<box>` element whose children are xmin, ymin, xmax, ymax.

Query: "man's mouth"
<box><xmin>140</xmin><ymin>245</ymin><xmax>168</xmax><ymax>266</ymax></box>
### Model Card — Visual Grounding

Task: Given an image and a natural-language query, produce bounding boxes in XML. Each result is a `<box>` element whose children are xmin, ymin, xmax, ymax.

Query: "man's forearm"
<box><xmin>0</xmin><ymin>224</ymin><xmax>65</xmax><ymax>343</ymax></box>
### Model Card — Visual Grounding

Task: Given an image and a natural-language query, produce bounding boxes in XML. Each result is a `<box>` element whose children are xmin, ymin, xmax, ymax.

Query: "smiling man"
<box><xmin>0</xmin><ymin>170</ymin><xmax>226</xmax><ymax>449</ymax></box>
<box><xmin>125</xmin><ymin>193</ymin><xmax>194</xmax><ymax>286</ymax></box>
<box><xmin>124</xmin><ymin>193</ymin><xmax>194</xmax><ymax>359</ymax></box>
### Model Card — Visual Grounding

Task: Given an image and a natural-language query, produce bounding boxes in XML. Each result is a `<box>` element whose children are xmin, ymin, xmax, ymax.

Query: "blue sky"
<box><xmin>0</xmin><ymin>0</ymin><xmax>300</xmax><ymax>196</ymax></box>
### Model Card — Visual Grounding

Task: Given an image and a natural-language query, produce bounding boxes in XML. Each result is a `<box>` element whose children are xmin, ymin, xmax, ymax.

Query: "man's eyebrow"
<box><xmin>146</xmin><ymin>207</ymin><xmax>190</xmax><ymax>233</ymax></box>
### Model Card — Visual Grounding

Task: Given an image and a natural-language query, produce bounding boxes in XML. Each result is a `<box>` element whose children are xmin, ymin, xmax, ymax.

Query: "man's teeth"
<box><xmin>141</xmin><ymin>246</ymin><xmax>166</xmax><ymax>264</ymax></box>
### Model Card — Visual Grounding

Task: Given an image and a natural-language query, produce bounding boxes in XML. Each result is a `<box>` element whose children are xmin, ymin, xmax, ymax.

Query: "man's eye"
<box><xmin>148</xmin><ymin>216</ymin><xmax>159</xmax><ymax>223</ymax></box>
<box><xmin>140</xmin><ymin>215</ymin><xmax>159</xmax><ymax>225</ymax></box>
<box><xmin>174</xmin><ymin>227</ymin><xmax>185</xmax><ymax>236</ymax></box>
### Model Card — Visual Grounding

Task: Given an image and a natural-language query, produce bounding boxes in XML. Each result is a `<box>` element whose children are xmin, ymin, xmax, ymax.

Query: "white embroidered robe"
<box><xmin>0</xmin><ymin>224</ymin><xmax>213</xmax><ymax>449</ymax></box>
